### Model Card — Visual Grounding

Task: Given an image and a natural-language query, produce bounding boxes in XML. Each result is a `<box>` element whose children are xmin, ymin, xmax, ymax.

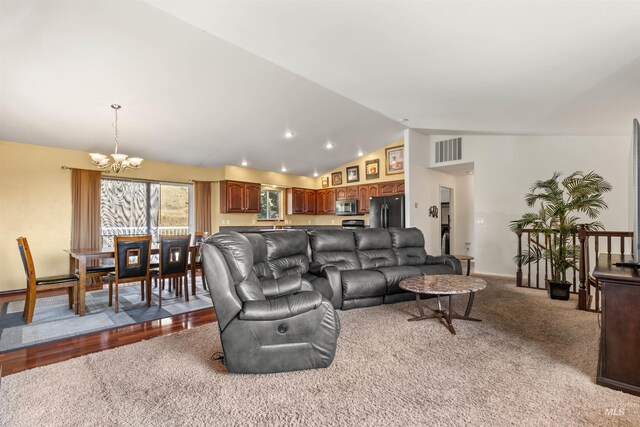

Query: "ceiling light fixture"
<box><xmin>313</xmin><ymin>171</ymin><xmax>318</xmax><ymax>177</ymax></box>
<box><xmin>284</xmin><ymin>131</ymin><xmax>294</xmax><ymax>139</ymax></box>
<box><xmin>357</xmin><ymin>150</ymin><xmax>364</xmax><ymax>157</ymax></box>
<box><xmin>281</xmin><ymin>166</ymin><xmax>287</xmax><ymax>172</ymax></box>
<box><xmin>325</xmin><ymin>142</ymin><xmax>334</xmax><ymax>149</ymax></box>
<box><xmin>241</xmin><ymin>160</ymin><xmax>248</xmax><ymax>167</ymax></box>
<box><xmin>89</xmin><ymin>104</ymin><xmax>143</xmax><ymax>174</ymax></box>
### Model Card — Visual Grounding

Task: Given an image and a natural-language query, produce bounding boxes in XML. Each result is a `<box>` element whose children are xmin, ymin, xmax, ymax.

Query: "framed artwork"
<box><xmin>346</xmin><ymin>165</ymin><xmax>360</xmax><ymax>183</ymax></box>
<box><xmin>365</xmin><ymin>159</ymin><xmax>379</xmax><ymax>180</ymax></box>
<box><xmin>331</xmin><ymin>171</ymin><xmax>342</xmax><ymax>186</ymax></box>
<box><xmin>385</xmin><ymin>145</ymin><xmax>404</xmax><ymax>175</ymax></box>
<box><xmin>321</xmin><ymin>176</ymin><xmax>329</xmax><ymax>188</ymax></box>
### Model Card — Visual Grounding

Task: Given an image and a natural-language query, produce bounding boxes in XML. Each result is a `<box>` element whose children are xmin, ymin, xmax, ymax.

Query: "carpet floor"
<box><xmin>1</xmin><ymin>275</ymin><xmax>639</xmax><ymax>426</ymax></box>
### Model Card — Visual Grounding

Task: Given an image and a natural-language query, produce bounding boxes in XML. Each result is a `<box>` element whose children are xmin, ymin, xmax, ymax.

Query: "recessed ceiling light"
<box><xmin>325</xmin><ymin>142</ymin><xmax>334</xmax><ymax>149</ymax></box>
<box><xmin>313</xmin><ymin>171</ymin><xmax>318</xmax><ymax>177</ymax></box>
<box><xmin>466</xmin><ymin>171</ymin><xmax>474</xmax><ymax>175</ymax></box>
<box><xmin>281</xmin><ymin>166</ymin><xmax>287</xmax><ymax>172</ymax></box>
<box><xmin>284</xmin><ymin>131</ymin><xmax>294</xmax><ymax>139</ymax></box>
<box><xmin>241</xmin><ymin>160</ymin><xmax>248</xmax><ymax>167</ymax></box>
<box><xmin>357</xmin><ymin>150</ymin><xmax>364</xmax><ymax>157</ymax></box>
<box><xmin>399</xmin><ymin>118</ymin><xmax>409</xmax><ymax>123</ymax></box>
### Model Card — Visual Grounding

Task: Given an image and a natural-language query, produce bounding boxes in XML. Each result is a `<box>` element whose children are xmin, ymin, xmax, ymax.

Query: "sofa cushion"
<box><xmin>264</xmin><ymin>231</ymin><xmax>310</xmax><ymax>278</ymax></box>
<box><xmin>340</xmin><ymin>270</ymin><xmax>386</xmax><ymax>300</ymax></box>
<box><xmin>375</xmin><ymin>266</ymin><xmax>423</xmax><ymax>294</ymax></box>
<box><xmin>388</xmin><ymin>227</ymin><xmax>428</xmax><ymax>266</ymax></box>
<box><xmin>354</xmin><ymin>228</ymin><xmax>396</xmax><ymax>269</ymax></box>
<box><xmin>244</xmin><ymin>233</ymin><xmax>273</xmax><ymax>280</ymax></box>
<box><xmin>309</xmin><ymin>230</ymin><xmax>361</xmax><ymax>271</ymax></box>
<box><xmin>302</xmin><ymin>272</ymin><xmax>334</xmax><ymax>302</ymax></box>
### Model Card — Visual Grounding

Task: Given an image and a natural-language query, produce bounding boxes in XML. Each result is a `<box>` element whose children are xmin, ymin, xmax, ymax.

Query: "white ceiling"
<box><xmin>2</xmin><ymin>1</ymin><xmax>640</xmax><ymax>177</ymax></box>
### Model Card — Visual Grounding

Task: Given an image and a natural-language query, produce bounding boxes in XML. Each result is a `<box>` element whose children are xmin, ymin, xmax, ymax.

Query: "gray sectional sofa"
<box><xmin>211</xmin><ymin>227</ymin><xmax>461</xmax><ymax>311</ymax></box>
<box><xmin>202</xmin><ymin>226</ymin><xmax>461</xmax><ymax>374</ymax></box>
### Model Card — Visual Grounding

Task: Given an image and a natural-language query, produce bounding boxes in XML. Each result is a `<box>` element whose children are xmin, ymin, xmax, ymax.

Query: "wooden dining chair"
<box><xmin>189</xmin><ymin>232</ymin><xmax>208</xmax><ymax>293</ymax></box>
<box><xmin>16</xmin><ymin>237</ymin><xmax>79</xmax><ymax>324</ymax></box>
<box><xmin>152</xmin><ymin>234</ymin><xmax>191</xmax><ymax>307</ymax></box>
<box><xmin>108</xmin><ymin>235</ymin><xmax>152</xmax><ymax>313</ymax></box>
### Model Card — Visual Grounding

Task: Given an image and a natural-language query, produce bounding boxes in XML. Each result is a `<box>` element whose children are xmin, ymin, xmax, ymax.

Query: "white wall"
<box><xmin>405</xmin><ymin>129</ymin><xmax>457</xmax><ymax>255</ymax></box>
<box><xmin>453</xmin><ymin>174</ymin><xmax>475</xmax><ymax>256</ymax></box>
<box><xmin>425</xmin><ymin>134</ymin><xmax>631</xmax><ymax>276</ymax></box>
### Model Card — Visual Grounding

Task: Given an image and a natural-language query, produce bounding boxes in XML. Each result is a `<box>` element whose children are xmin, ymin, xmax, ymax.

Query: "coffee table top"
<box><xmin>399</xmin><ymin>274</ymin><xmax>487</xmax><ymax>295</ymax></box>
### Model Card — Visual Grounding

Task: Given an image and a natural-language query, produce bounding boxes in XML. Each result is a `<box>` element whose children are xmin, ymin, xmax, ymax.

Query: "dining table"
<box><xmin>66</xmin><ymin>245</ymin><xmax>201</xmax><ymax>316</ymax></box>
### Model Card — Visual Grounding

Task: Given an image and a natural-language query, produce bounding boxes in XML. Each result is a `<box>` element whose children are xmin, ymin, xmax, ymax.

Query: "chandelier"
<box><xmin>89</xmin><ymin>104</ymin><xmax>143</xmax><ymax>173</ymax></box>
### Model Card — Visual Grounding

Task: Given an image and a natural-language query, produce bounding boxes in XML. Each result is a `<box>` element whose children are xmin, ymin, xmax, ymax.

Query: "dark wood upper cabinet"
<box><xmin>316</xmin><ymin>190</ymin><xmax>327</xmax><ymax>214</ymax></box>
<box><xmin>304</xmin><ymin>189</ymin><xmax>316</xmax><ymax>215</ymax></box>
<box><xmin>287</xmin><ymin>187</ymin><xmax>316</xmax><ymax>215</ymax></box>
<box><xmin>345</xmin><ymin>185</ymin><xmax>358</xmax><ymax>200</ymax></box>
<box><xmin>325</xmin><ymin>189</ymin><xmax>336</xmax><ymax>214</ymax></box>
<box><xmin>378</xmin><ymin>180</ymin><xmax>405</xmax><ymax>196</ymax></box>
<box><xmin>220</xmin><ymin>180</ymin><xmax>261</xmax><ymax>213</ymax></box>
<box><xmin>357</xmin><ymin>184</ymin><xmax>380</xmax><ymax>214</ymax></box>
<box><xmin>244</xmin><ymin>183</ymin><xmax>261</xmax><ymax>213</ymax></box>
<box><xmin>336</xmin><ymin>187</ymin><xmax>348</xmax><ymax>200</ymax></box>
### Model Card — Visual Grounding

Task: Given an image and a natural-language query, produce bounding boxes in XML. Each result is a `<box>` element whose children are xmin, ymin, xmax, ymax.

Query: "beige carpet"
<box><xmin>1</xmin><ymin>275</ymin><xmax>639</xmax><ymax>426</ymax></box>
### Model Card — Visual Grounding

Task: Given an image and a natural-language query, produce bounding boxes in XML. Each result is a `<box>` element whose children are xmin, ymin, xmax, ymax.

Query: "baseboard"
<box><xmin>473</xmin><ymin>271</ymin><xmax>516</xmax><ymax>279</ymax></box>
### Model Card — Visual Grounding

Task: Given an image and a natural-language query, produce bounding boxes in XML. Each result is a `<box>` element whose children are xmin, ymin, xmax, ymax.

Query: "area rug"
<box><xmin>0</xmin><ymin>279</ymin><xmax>212</xmax><ymax>352</ymax></box>
<box><xmin>1</xmin><ymin>276</ymin><xmax>639</xmax><ymax>426</ymax></box>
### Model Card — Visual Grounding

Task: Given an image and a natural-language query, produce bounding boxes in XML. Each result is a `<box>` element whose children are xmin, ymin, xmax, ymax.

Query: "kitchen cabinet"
<box><xmin>287</xmin><ymin>187</ymin><xmax>316</xmax><ymax>215</ymax></box>
<box><xmin>357</xmin><ymin>184</ymin><xmax>379</xmax><ymax>214</ymax></box>
<box><xmin>337</xmin><ymin>185</ymin><xmax>358</xmax><ymax>200</ymax></box>
<box><xmin>316</xmin><ymin>189</ymin><xmax>337</xmax><ymax>214</ymax></box>
<box><xmin>304</xmin><ymin>189</ymin><xmax>316</xmax><ymax>215</ymax></box>
<box><xmin>219</xmin><ymin>180</ymin><xmax>261</xmax><ymax>213</ymax></box>
<box><xmin>378</xmin><ymin>180</ymin><xmax>405</xmax><ymax>196</ymax></box>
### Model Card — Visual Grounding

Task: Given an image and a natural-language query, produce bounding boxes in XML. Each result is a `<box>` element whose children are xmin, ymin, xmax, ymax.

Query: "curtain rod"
<box><xmin>189</xmin><ymin>179</ymin><xmax>218</xmax><ymax>183</ymax></box>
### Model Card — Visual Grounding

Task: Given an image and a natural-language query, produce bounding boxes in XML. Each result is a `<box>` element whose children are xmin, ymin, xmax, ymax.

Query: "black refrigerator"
<box><xmin>369</xmin><ymin>195</ymin><xmax>405</xmax><ymax>229</ymax></box>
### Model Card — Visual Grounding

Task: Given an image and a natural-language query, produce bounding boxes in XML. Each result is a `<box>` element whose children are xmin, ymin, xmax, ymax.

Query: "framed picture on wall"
<box><xmin>322</xmin><ymin>176</ymin><xmax>329</xmax><ymax>188</ymax></box>
<box><xmin>385</xmin><ymin>145</ymin><xmax>404</xmax><ymax>175</ymax></box>
<box><xmin>331</xmin><ymin>171</ymin><xmax>342</xmax><ymax>186</ymax></box>
<box><xmin>346</xmin><ymin>165</ymin><xmax>360</xmax><ymax>183</ymax></box>
<box><xmin>365</xmin><ymin>159</ymin><xmax>379</xmax><ymax>180</ymax></box>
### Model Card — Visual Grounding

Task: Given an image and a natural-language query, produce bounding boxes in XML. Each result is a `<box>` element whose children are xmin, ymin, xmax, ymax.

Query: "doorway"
<box><xmin>440</xmin><ymin>187</ymin><xmax>452</xmax><ymax>255</ymax></box>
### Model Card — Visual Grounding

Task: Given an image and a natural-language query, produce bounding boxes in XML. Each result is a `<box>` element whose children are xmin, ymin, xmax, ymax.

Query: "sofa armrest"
<box><xmin>239</xmin><ymin>291</ymin><xmax>323</xmax><ymax>321</ymax></box>
<box><xmin>425</xmin><ymin>255</ymin><xmax>462</xmax><ymax>274</ymax></box>
<box><xmin>261</xmin><ymin>274</ymin><xmax>304</xmax><ymax>298</ymax></box>
<box><xmin>309</xmin><ymin>262</ymin><xmax>343</xmax><ymax>309</ymax></box>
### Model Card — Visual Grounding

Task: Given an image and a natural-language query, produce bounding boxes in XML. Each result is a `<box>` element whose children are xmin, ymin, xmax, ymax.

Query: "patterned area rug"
<box><xmin>0</xmin><ymin>279</ymin><xmax>212</xmax><ymax>352</ymax></box>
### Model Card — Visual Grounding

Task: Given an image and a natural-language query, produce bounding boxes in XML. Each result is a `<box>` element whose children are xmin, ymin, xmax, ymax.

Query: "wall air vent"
<box><xmin>435</xmin><ymin>137</ymin><xmax>462</xmax><ymax>163</ymax></box>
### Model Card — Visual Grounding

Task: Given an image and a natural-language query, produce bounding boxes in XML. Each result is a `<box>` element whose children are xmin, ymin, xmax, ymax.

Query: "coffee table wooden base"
<box><xmin>407</xmin><ymin>293</ymin><xmax>481</xmax><ymax>335</ymax></box>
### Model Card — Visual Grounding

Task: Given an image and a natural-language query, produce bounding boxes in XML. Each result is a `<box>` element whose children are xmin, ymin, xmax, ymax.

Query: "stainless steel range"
<box><xmin>342</xmin><ymin>219</ymin><xmax>365</xmax><ymax>229</ymax></box>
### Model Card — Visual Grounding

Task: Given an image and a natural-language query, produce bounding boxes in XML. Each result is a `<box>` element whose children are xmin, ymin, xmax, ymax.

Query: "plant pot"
<box><xmin>546</xmin><ymin>280</ymin><xmax>572</xmax><ymax>300</ymax></box>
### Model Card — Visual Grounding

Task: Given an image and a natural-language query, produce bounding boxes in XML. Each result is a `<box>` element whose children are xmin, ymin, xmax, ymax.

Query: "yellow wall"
<box><xmin>315</xmin><ymin>140</ymin><xmax>405</xmax><ymax>225</ymax></box>
<box><xmin>0</xmin><ymin>140</ymin><xmax>219</xmax><ymax>292</ymax></box>
<box><xmin>0</xmin><ymin>139</ymin><xmax>403</xmax><ymax>291</ymax></box>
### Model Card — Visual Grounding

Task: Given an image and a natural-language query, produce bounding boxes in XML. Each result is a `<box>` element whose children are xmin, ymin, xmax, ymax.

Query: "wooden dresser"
<box><xmin>593</xmin><ymin>254</ymin><xmax>640</xmax><ymax>396</ymax></box>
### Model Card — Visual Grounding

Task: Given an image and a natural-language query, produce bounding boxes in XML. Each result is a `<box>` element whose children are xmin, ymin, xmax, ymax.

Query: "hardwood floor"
<box><xmin>0</xmin><ymin>301</ymin><xmax>217</xmax><ymax>377</ymax></box>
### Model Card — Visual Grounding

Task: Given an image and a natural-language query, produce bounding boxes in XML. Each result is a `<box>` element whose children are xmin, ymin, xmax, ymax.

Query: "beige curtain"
<box><xmin>194</xmin><ymin>181</ymin><xmax>212</xmax><ymax>233</ymax></box>
<box><xmin>71</xmin><ymin>169</ymin><xmax>102</xmax><ymax>250</ymax></box>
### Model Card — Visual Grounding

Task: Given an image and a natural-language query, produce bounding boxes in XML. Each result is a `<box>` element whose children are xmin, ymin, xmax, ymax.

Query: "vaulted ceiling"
<box><xmin>2</xmin><ymin>1</ymin><xmax>640</xmax><ymax>176</ymax></box>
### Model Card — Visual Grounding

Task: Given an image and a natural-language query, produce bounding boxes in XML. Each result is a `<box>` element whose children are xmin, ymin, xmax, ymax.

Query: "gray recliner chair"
<box><xmin>202</xmin><ymin>231</ymin><xmax>340</xmax><ymax>374</ymax></box>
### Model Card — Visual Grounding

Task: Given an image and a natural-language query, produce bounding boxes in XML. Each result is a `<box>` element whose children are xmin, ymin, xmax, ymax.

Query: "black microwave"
<box><xmin>336</xmin><ymin>199</ymin><xmax>358</xmax><ymax>216</ymax></box>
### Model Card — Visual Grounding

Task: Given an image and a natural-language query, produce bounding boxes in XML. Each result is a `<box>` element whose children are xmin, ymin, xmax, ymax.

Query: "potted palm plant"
<box><xmin>510</xmin><ymin>171</ymin><xmax>612</xmax><ymax>300</ymax></box>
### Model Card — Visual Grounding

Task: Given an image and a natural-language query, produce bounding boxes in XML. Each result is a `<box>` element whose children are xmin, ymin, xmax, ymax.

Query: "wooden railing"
<box><xmin>515</xmin><ymin>226</ymin><xmax>633</xmax><ymax>311</ymax></box>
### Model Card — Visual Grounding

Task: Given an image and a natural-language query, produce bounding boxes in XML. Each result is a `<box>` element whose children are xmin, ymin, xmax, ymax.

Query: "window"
<box><xmin>100</xmin><ymin>178</ymin><xmax>192</xmax><ymax>247</ymax></box>
<box><xmin>258</xmin><ymin>189</ymin><xmax>281</xmax><ymax>220</ymax></box>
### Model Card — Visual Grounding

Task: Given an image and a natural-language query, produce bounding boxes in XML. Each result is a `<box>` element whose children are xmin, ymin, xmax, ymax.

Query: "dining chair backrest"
<box><xmin>193</xmin><ymin>232</ymin><xmax>207</xmax><ymax>263</ymax></box>
<box><xmin>114</xmin><ymin>235</ymin><xmax>152</xmax><ymax>280</ymax></box>
<box><xmin>16</xmin><ymin>237</ymin><xmax>36</xmax><ymax>284</ymax></box>
<box><xmin>159</xmin><ymin>234</ymin><xmax>191</xmax><ymax>276</ymax></box>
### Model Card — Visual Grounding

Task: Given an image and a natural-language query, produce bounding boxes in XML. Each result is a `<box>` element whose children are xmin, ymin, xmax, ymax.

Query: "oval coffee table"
<box><xmin>399</xmin><ymin>274</ymin><xmax>487</xmax><ymax>335</ymax></box>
